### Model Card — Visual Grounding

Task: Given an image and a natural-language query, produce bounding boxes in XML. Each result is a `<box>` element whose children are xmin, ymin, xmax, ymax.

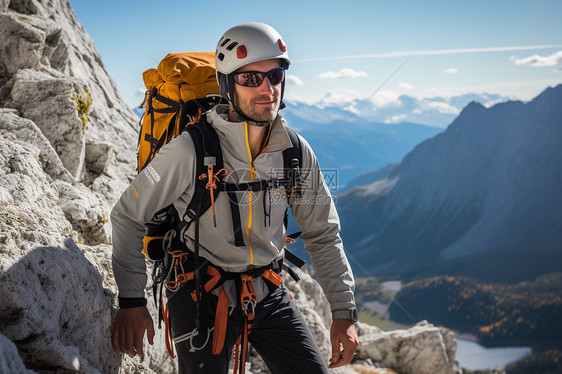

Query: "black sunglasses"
<box><xmin>232</xmin><ymin>68</ymin><xmax>285</xmax><ymax>87</ymax></box>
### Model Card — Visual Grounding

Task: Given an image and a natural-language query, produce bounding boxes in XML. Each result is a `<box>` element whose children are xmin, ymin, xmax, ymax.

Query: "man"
<box><xmin>111</xmin><ymin>22</ymin><xmax>359</xmax><ymax>373</ymax></box>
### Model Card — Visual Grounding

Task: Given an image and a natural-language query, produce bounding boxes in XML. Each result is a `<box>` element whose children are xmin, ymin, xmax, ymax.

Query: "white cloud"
<box><xmin>135</xmin><ymin>88</ymin><xmax>146</xmax><ymax>97</ymax></box>
<box><xmin>318</xmin><ymin>68</ymin><xmax>368</xmax><ymax>79</ymax></box>
<box><xmin>398</xmin><ymin>82</ymin><xmax>414</xmax><ymax>90</ymax></box>
<box><xmin>296</xmin><ymin>44</ymin><xmax>562</xmax><ymax>63</ymax></box>
<box><xmin>420</xmin><ymin>100</ymin><xmax>460</xmax><ymax>115</ymax></box>
<box><xmin>443</xmin><ymin>68</ymin><xmax>458</xmax><ymax>74</ymax></box>
<box><xmin>412</xmin><ymin>108</ymin><xmax>423</xmax><ymax>114</ymax></box>
<box><xmin>510</xmin><ymin>50</ymin><xmax>562</xmax><ymax>71</ymax></box>
<box><xmin>317</xmin><ymin>88</ymin><xmax>362</xmax><ymax>107</ymax></box>
<box><xmin>384</xmin><ymin>114</ymin><xmax>407</xmax><ymax>124</ymax></box>
<box><xmin>284</xmin><ymin>93</ymin><xmax>310</xmax><ymax>104</ymax></box>
<box><xmin>286</xmin><ymin>74</ymin><xmax>304</xmax><ymax>86</ymax></box>
<box><xmin>370</xmin><ymin>90</ymin><xmax>402</xmax><ymax>108</ymax></box>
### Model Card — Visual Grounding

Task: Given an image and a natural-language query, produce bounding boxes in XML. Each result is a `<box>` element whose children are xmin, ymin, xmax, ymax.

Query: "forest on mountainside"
<box><xmin>387</xmin><ymin>273</ymin><xmax>562</xmax><ymax>349</ymax></box>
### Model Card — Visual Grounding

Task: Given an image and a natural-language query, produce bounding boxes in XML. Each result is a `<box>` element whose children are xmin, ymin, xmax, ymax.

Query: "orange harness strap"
<box><xmin>191</xmin><ymin>265</ymin><xmax>223</xmax><ymax>302</ymax></box>
<box><xmin>211</xmin><ymin>284</ymin><xmax>229</xmax><ymax>355</ymax></box>
<box><xmin>162</xmin><ymin>259</ymin><xmax>288</xmax><ymax>369</ymax></box>
<box><xmin>261</xmin><ymin>268</ymin><xmax>283</xmax><ymax>287</ymax></box>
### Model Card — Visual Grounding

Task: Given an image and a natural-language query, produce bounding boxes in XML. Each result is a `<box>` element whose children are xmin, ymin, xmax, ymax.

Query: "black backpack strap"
<box><xmin>281</xmin><ymin>127</ymin><xmax>303</xmax><ymax>230</ymax></box>
<box><xmin>226</xmin><ymin>190</ymin><xmax>246</xmax><ymax>247</ymax></box>
<box><xmin>175</xmin><ymin>115</ymin><xmax>225</xmax><ymax>236</ymax></box>
<box><xmin>283</xmin><ymin>127</ymin><xmax>303</xmax><ymax>199</ymax></box>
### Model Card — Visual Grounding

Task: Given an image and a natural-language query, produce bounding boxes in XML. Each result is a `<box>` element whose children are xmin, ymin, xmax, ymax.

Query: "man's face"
<box><xmin>233</xmin><ymin>59</ymin><xmax>283</xmax><ymax>122</ymax></box>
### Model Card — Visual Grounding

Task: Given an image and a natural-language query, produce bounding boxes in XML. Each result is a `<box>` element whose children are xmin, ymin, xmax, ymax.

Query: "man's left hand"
<box><xmin>328</xmin><ymin>319</ymin><xmax>359</xmax><ymax>368</ymax></box>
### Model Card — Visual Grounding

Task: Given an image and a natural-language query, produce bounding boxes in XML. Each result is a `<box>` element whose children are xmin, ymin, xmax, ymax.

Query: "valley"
<box><xmin>354</xmin><ymin>273</ymin><xmax>562</xmax><ymax>373</ymax></box>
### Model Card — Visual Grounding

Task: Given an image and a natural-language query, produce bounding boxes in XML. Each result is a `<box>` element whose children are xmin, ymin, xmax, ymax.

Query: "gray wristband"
<box><xmin>332</xmin><ymin>307</ymin><xmax>358</xmax><ymax>323</ymax></box>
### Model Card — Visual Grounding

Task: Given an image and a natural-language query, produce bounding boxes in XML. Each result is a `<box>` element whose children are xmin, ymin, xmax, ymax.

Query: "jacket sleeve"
<box><xmin>288</xmin><ymin>135</ymin><xmax>356</xmax><ymax>316</ymax></box>
<box><xmin>111</xmin><ymin>133</ymin><xmax>197</xmax><ymax>300</ymax></box>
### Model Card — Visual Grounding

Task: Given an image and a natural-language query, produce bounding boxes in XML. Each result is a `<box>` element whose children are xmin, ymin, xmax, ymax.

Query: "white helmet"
<box><xmin>215</xmin><ymin>22</ymin><xmax>290</xmax><ymax>75</ymax></box>
<box><xmin>215</xmin><ymin>23</ymin><xmax>290</xmax><ymax>124</ymax></box>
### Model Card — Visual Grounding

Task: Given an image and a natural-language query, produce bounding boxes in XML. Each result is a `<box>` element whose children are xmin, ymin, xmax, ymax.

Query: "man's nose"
<box><xmin>257</xmin><ymin>76</ymin><xmax>274</xmax><ymax>94</ymax></box>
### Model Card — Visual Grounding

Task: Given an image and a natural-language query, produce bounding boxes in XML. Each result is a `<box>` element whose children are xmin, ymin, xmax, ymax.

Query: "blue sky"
<box><xmin>69</xmin><ymin>0</ymin><xmax>562</xmax><ymax>109</ymax></box>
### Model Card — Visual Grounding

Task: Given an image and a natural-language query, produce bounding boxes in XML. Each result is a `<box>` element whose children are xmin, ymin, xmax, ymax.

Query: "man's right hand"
<box><xmin>112</xmin><ymin>306</ymin><xmax>155</xmax><ymax>357</ymax></box>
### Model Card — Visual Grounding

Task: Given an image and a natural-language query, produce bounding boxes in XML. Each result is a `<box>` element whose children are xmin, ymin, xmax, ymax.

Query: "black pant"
<box><xmin>168</xmin><ymin>283</ymin><xmax>329</xmax><ymax>374</ymax></box>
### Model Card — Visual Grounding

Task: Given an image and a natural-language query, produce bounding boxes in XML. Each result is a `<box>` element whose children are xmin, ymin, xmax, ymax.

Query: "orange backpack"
<box><xmin>138</xmin><ymin>52</ymin><xmax>223</xmax><ymax>172</ymax></box>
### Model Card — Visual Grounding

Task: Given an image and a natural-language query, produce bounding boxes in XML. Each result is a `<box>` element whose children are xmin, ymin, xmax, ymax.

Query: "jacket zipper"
<box><xmin>244</xmin><ymin>122</ymin><xmax>255</xmax><ymax>265</ymax></box>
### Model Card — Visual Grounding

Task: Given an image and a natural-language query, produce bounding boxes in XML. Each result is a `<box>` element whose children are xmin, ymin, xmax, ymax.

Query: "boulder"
<box><xmin>7</xmin><ymin>68</ymin><xmax>87</xmax><ymax>178</ymax></box>
<box><xmin>0</xmin><ymin>333</ymin><xmax>31</xmax><ymax>374</ymax></box>
<box><xmin>55</xmin><ymin>180</ymin><xmax>111</xmax><ymax>245</ymax></box>
<box><xmin>0</xmin><ymin>108</ymin><xmax>73</xmax><ymax>183</ymax></box>
<box><xmin>0</xmin><ymin>132</ymin><xmax>173</xmax><ymax>373</ymax></box>
<box><xmin>0</xmin><ymin>110</ymin><xmax>111</xmax><ymax>245</ymax></box>
<box><xmin>356</xmin><ymin>321</ymin><xmax>461</xmax><ymax>374</ymax></box>
<box><xmin>1</xmin><ymin>0</ymin><xmax>139</xmax><ymax>205</ymax></box>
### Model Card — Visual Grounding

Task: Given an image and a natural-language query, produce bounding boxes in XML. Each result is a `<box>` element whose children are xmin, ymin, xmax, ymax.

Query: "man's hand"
<box><xmin>112</xmin><ymin>306</ymin><xmax>155</xmax><ymax>357</ymax></box>
<box><xmin>328</xmin><ymin>319</ymin><xmax>359</xmax><ymax>368</ymax></box>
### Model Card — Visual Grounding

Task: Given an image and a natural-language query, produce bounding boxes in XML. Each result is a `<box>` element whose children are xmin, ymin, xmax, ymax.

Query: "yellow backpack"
<box><xmin>138</xmin><ymin>52</ymin><xmax>224</xmax><ymax>172</ymax></box>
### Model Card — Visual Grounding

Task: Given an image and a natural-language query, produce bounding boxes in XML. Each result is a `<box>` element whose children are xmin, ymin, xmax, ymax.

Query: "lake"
<box><xmin>455</xmin><ymin>338</ymin><xmax>532</xmax><ymax>370</ymax></box>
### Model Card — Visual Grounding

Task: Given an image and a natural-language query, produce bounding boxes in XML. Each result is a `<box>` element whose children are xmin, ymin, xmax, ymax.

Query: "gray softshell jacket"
<box><xmin>111</xmin><ymin>104</ymin><xmax>356</xmax><ymax>317</ymax></box>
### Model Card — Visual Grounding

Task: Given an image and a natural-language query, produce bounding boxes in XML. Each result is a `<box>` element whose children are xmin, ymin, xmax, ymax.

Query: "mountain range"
<box><xmin>334</xmin><ymin>85</ymin><xmax>562</xmax><ymax>283</ymax></box>
<box><xmin>283</xmin><ymin>91</ymin><xmax>508</xmax><ymax>128</ymax></box>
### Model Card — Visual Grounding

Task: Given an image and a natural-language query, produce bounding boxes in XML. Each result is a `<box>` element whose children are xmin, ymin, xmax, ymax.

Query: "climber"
<box><xmin>110</xmin><ymin>22</ymin><xmax>359</xmax><ymax>373</ymax></box>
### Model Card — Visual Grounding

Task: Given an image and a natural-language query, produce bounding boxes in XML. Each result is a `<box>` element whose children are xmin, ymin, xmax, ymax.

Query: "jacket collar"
<box><xmin>207</xmin><ymin>104</ymin><xmax>293</xmax><ymax>155</ymax></box>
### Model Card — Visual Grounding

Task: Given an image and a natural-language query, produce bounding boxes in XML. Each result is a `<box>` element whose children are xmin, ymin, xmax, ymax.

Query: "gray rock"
<box><xmin>356</xmin><ymin>321</ymin><xmax>461</xmax><ymax>374</ymax></box>
<box><xmin>7</xmin><ymin>68</ymin><xmax>87</xmax><ymax>178</ymax></box>
<box><xmin>85</xmin><ymin>140</ymin><xmax>115</xmax><ymax>177</ymax></box>
<box><xmin>0</xmin><ymin>111</ymin><xmax>111</xmax><ymax>245</ymax></box>
<box><xmin>0</xmin><ymin>109</ymin><xmax>74</xmax><ymax>184</ymax></box>
<box><xmin>0</xmin><ymin>133</ymin><xmax>172</xmax><ymax>373</ymax></box>
<box><xmin>0</xmin><ymin>333</ymin><xmax>32</xmax><ymax>374</ymax></box>
<box><xmin>0</xmin><ymin>12</ymin><xmax>44</xmax><ymax>79</ymax></box>
<box><xmin>0</xmin><ymin>131</ymin><xmax>73</xmax><ymax>244</ymax></box>
<box><xmin>55</xmin><ymin>180</ymin><xmax>111</xmax><ymax>245</ymax></box>
<box><xmin>1</xmin><ymin>0</ymin><xmax>139</xmax><ymax>204</ymax></box>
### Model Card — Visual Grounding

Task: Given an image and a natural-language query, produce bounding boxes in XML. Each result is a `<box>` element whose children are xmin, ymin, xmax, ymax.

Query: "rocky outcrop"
<box><xmin>356</xmin><ymin>321</ymin><xmax>461</xmax><ymax>374</ymax></box>
<box><xmin>0</xmin><ymin>0</ymin><xmax>138</xmax><ymax>206</ymax></box>
<box><xmin>0</xmin><ymin>333</ymin><xmax>30</xmax><ymax>374</ymax></box>
<box><xmin>0</xmin><ymin>0</ymin><xmax>464</xmax><ymax>373</ymax></box>
<box><xmin>8</xmin><ymin>68</ymin><xmax>89</xmax><ymax>178</ymax></box>
<box><xmin>0</xmin><ymin>109</ymin><xmax>110</xmax><ymax>245</ymax></box>
<box><xmin>0</xmin><ymin>128</ymin><xmax>174</xmax><ymax>373</ymax></box>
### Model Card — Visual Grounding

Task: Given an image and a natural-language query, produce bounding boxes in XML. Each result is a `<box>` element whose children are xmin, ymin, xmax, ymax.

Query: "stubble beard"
<box><xmin>235</xmin><ymin>94</ymin><xmax>280</xmax><ymax>123</ymax></box>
